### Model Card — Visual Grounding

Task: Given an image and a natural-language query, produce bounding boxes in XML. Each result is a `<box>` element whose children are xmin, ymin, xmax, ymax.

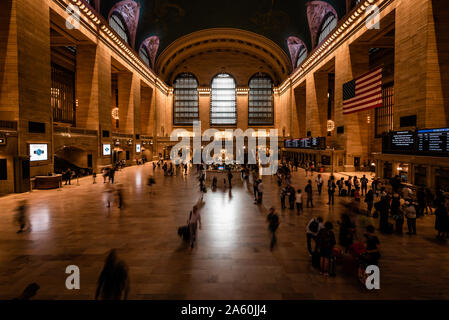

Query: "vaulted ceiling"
<box><xmin>94</xmin><ymin>0</ymin><xmax>348</xmax><ymax>80</ymax></box>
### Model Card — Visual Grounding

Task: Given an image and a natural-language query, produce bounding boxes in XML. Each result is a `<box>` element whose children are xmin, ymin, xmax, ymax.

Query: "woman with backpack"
<box><xmin>316</xmin><ymin>222</ymin><xmax>336</xmax><ymax>276</ymax></box>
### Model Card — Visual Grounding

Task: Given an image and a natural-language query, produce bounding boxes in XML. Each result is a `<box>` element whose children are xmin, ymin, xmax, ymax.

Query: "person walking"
<box><xmin>405</xmin><ymin>201</ymin><xmax>417</xmax><ymax>235</ymax></box>
<box><xmin>15</xmin><ymin>200</ymin><xmax>30</xmax><ymax>233</ymax></box>
<box><xmin>316</xmin><ymin>222</ymin><xmax>336</xmax><ymax>276</ymax></box>
<box><xmin>188</xmin><ymin>205</ymin><xmax>202</xmax><ymax>248</ymax></box>
<box><xmin>316</xmin><ymin>174</ymin><xmax>324</xmax><ymax>196</ymax></box>
<box><xmin>95</xmin><ymin>249</ymin><xmax>130</xmax><ymax>300</ymax></box>
<box><xmin>305</xmin><ymin>180</ymin><xmax>313</xmax><ymax>208</ymax></box>
<box><xmin>327</xmin><ymin>176</ymin><xmax>336</xmax><ymax>205</ymax></box>
<box><xmin>267</xmin><ymin>207</ymin><xmax>280</xmax><ymax>250</ymax></box>
<box><xmin>257</xmin><ymin>179</ymin><xmax>264</xmax><ymax>204</ymax></box>
<box><xmin>295</xmin><ymin>189</ymin><xmax>303</xmax><ymax>216</ymax></box>
<box><xmin>306</xmin><ymin>217</ymin><xmax>323</xmax><ymax>255</ymax></box>
<box><xmin>227</xmin><ymin>170</ymin><xmax>233</xmax><ymax>189</ymax></box>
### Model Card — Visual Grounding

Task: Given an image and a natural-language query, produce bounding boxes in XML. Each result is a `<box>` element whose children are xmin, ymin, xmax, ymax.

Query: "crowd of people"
<box><xmin>10</xmin><ymin>157</ymin><xmax>449</xmax><ymax>299</ymax></box>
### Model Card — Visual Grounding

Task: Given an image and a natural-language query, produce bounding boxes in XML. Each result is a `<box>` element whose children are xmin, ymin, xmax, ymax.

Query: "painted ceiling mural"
<box><xmin>99</xmin><ymin>0</ymin><xmax>347</xmax><ymax>68</ymax></box>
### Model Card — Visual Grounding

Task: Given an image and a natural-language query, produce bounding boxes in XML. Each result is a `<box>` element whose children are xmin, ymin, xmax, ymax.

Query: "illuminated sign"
<box><xmin>136</xmin><ymin>144</ymin><xmax>141</xmax><ymax>153</ymax></box>
<box><xmin>30</xmin><ymin>144</ymin><xmax>48</xmax><ymax>161</ymax></box>
<box><xmin>103</xmin><ymin>144</ymin><xmax>111</xmax><ymax>156</ymax></box>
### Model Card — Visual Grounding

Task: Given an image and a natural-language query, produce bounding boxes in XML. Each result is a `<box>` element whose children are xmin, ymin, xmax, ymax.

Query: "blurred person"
<box><xmin>295</xmin><ymin>189</ymin><xmax>303</xmax><ymax>216</ymax></box>
<box><xmin>316</xmin><ymin>174</ymin><xmax>324</xmax><ymax>196</ymax></box>
<box><xmin>15</xmin><ymin>200</ymin><xmax>30</xmax><ymax>233</ymax></box>
<box><xmin>188</xmin><ymin>205</ymin><xmax>202</xmax><ymax>248</ymax></box>
<box><xmin>316</xmin><ymin>222</ymin><xmax>336</xmax><ymax>276</ymax></box>
<box><xmin>306</xmin><ymin>216</ymin><xmax>323</xmax><ymax>255</ymax></box>
<box><xmin>267</xmin><ymin>207</ymin><xmax>280</xmax><ymax>250</ymax></box>
<box><xmin>305</xmin><ymin>180</ymin><xmax>313</xmax><ymax>208</ymax></box>
<box><xmin>95</xmin><ymin>250</ymin><xmax>130</xmax><ymax>300</ymax></box>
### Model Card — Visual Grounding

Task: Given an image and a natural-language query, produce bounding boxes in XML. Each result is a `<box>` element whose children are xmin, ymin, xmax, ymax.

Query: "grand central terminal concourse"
<box><xmin>1</xmin><ymin>0</ymin><xmax>449</xmax><ymax>305</ymax></box>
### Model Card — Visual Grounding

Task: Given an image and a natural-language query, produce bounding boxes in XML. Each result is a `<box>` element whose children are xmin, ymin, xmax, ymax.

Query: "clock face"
<box><xmin>111</xmin><ymin>107</ymin><xmax>119</xmax><ymax>120</ymax></box>
<box><xmin>327</xmin><ymin>120</ymin><xmax>335</xmax><ymax>132</ymax></box>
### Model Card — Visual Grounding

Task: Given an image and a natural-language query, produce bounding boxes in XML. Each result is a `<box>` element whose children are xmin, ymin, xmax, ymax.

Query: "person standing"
<box><xmin>267</xmin><ymin>207</ymin><xmax>280</xmax><ymax>250</ymax></box>
<box><xmin>316</xmin><ymin>174</ymin><xmax>324</xmax><ymax>196</ymax></box>
<box><xmin>95</xmin><ymin>249</ymin><xmax>130</xmax><ymax>300</ymax></box>
<box><xmin>92</xmin><ymin>171</ymin><xmax>97</xmax><ymax>184</ymax></box>
<box><xmin>280</xmin><ymin>186</ymin><xmax>287</xmax><ymax>209</ymax></box>
<box><xmin>288</xmin><ymin>185</ymin><xmax>295</xmax><ymax>210</ymax></box>
<box><xmin>346</xmin><ymin>177</ymin><xmax>353</xmax><ymax>196</ymax></box>
<box><xmin>337</xmin><ymin>177</ymin><xmax>344</xmax><ymax>196</ymax></box>
<box><xmin>405</xmin><ymin>201</ymin><xmax>417</xmax><ymax>235</ymax></box>
<box><xmin>305</xmin><ymin>180</ymin><xmax>313</xmax><ymax>208</ymax></box>
<box><xmin>306</xmin><ymin>217</ymin><xmax>323</xmax><ymax>255</ymax></box>
<box><xmin>188</xmin><ymin>205</ymin><xmax>202</xmax><ymax>248</ymax></box>
<box><xmin>316</xmin><ymin>222</ymin><xmax>336</xmax><ymax>276</ymax></box>
<box><xmin>327</xmin><ymin>176</ymin><xmax>336</xmax><ymax>205</ymax></box>
<box><xmin>295</xmin><ymin>189</ymin><xmax>303</xmax><ymax>216</ymax></box>
<box><xmin>375</xmin><ymin>195</ymin><xmax>391</xmax><ymax>233</ymax></box>
<box><xmin>365</xmin><ymin>190</ymin><xmax>374</xmax><ymax>216</ymax></box>
<box><xmin>361</xmin><ymin>175</ymin><xmax>369</xmax><ymax>196</ymax></box>
<box><xmin>253</xmin><ymin>178</ymin><xmax>260</xmax><ymax>203</ymax></box>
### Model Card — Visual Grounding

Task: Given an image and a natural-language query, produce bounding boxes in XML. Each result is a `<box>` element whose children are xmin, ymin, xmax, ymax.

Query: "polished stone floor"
<box><xmin>1</xmin><ymin>163</ymin><xmax>449</xmax><ymax>300</ymax></box>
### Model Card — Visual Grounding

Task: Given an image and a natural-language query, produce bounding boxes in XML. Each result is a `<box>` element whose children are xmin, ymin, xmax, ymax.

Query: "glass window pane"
<box><xmin>210</xmin><ymin>74</ymin><xmax>236</xmax><ymax>125</ymax></box>
<box><xmin>173</xmin><ymin>73</ymin><xmax>199</xmax><ymax>125</ymax></box>
<box><xmin>248</xmin><ymin>74</ymin><xmax>273</xmax><ymax>125</ymax></box>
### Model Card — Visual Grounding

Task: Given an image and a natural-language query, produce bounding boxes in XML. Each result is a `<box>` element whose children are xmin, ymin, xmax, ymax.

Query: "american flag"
<box><xmin>343</xmin><ymin>67</ymin><xmax>383</xmax><ymax>115</ymax></box>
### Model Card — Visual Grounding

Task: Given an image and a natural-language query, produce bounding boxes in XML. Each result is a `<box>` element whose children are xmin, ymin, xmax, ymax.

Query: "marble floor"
<box><xmin>0</xmin><ymin>163</ymin><xmax>449</xmax><ymax>300</ymax></box>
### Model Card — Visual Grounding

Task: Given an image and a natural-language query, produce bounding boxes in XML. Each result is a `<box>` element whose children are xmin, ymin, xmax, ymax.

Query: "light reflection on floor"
<box><xmin>0</xmin><ymin>164</ymin><xmax>449</xmax><ymax>299</ymax></box>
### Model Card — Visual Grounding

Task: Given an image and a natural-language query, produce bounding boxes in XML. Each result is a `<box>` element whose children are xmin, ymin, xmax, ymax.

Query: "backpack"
<box><xmin>309</xmin><ymin>220</ymin><xmax>319</xmax><ymax>233</ymax></box>
<box><xmin>317</xmin><ymin>230</ymin><xmax>333</xmax><ymax>250</ymax></box>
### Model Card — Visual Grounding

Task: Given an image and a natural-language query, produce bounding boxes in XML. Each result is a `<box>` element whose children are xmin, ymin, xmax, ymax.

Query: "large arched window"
<box><xmin>317</xmin><ymin>13</ymin><xmax>337</xmax><ymax>45</ymax></box>
<box><xmin>296</xmin><ymin>46</ymin><xmax>308</xmax><ymax>68</ymax></box>
<box><xmin>173</xmin><ymin>73</ymin><xmax>199</xmax><ymax>125</ymax></box>
<box><xmin>210</xmin><ymin>74</ymin><xmax>236</xmax><ymax>126</ymax></box>
<box><xmin>109</xmin><ymin>13</ymin><xmax>129</xmax><ymax>44</ymax></box>
<box><xmin>139</xmin><ymin>47</ymin><xmax>150</xmax><ymax>66</ymax></box>
<box><xmin>248</xmin><ymin>73</ymin><xmax>274</xmax><ymax>125</ymax></box>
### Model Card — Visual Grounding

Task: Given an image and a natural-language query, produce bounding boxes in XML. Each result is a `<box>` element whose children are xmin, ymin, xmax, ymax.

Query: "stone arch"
<box><xmin>306</xmin><ymin>1</ymin><xmax>338</xmax><ymax>48</ymax></box>
<box><xmin>108</xmin><ymin>0</ymin><xmax>141</xmax><ymax>48</ymax></box>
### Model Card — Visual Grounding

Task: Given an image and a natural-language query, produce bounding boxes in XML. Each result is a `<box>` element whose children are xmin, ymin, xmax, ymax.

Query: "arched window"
<box><xmin>317</xmin><ymin>13</ymin><xmax>337</xmax><ymax>45</ymax></box>
<box><xmin>173</xmin><ymin>73</ymin><xmax>199</xmax><ymax>125</ymax></box>
<box><xmin>248</xmin><ymin>73</ymin><xmax>273</xmax><ymax>125</ymax></box>
<box><xmin>296</xmin><ymin>46</ymin><xmax>308</xmax><ymax>68</ymax></box>
<box><xmin>139</xmin><ymin>47</ymin><xmax>150</xmax><ymax>66</ymax></box>
<box><xmin>109</xmin><ymin>13</ymin><xmax>129</xmax><ymax>44</ymax></box>
<box><xmin>210</xmin><ymin>74</ymin><xmax>236</xmax><ymax>126</ymax></box>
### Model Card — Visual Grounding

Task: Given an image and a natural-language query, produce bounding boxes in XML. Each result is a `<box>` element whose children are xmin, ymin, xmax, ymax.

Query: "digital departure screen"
<box><xmin>390</xmin><ymin>131</ymin><xmax>415</xmax><ymax>152</ymax></box>
<box><xmin>417</xmin><ymin>128</ymin><xmax>449</xmax><ymax>155</ymax></box>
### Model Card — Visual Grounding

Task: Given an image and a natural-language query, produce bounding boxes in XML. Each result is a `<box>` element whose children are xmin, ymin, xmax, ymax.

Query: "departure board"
<box><xmin>417</xmin><ymin>128</ymin><xmax>449</xmax><ymax>154</ymax></box>
<box><xmin>390</xmin><ymin>131</ymin><xmax>415</xmax><ymax>152</ymax></box>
